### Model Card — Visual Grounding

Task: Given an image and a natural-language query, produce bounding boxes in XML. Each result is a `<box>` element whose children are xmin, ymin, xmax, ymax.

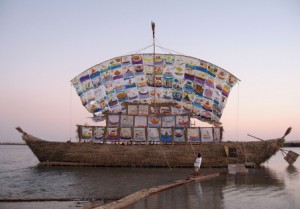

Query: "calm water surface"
<box><xmin>0</xmin><ymin>145</ymin><xmax>300</xmax><ymax>209</ymax></box>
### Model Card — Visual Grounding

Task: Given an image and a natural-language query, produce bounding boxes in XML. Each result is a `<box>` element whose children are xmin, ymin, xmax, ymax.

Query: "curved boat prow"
<box><xmin>16</xmin><ymin>127</ymin><xmax>42</xmax><ymax>143</ymax></box>
<box><xmin>283</xmin><ymin>127</ymin><xmax>292</xmax><ymax>139</ymax></box>
<box><xmin>16</xmin><ymin>127</ymin><xmax>27</xmax><ymax>135</ymax></box>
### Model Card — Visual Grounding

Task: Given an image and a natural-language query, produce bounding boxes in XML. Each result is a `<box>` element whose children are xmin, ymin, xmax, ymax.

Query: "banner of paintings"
<box><xmin>174</xmin><ymin>128</ymin><xmax>185</xmax><ymax>142</ymax></box>
<box><xmin>213</xmin><ymin>127</ymin><xmax>221</xmax><ymax>142</ymax></box>
<box><xmin>106</xmin><ymin>127</ymin><xmax>119</xmax><ymax>141</ymax></box>
<box><xmin>71</xmin><ymin>54</ymin><xmax>239</xmax><ymax>125</ymax></box>
<box><xmin>108</xmin><ymin>115</ymin><xmax>120</xmax><ymax>127</ymax></box>
<box><xmin>81</xmin><ymin>127</ymin><xmax>92</xmax><ymax>140</ymax></box>
<box><xmin>176</xmin><ymin>116</ymin><xmax>189</xmax><ymax>127</ymax></box>
<box><xmin>187</xmin><ymin>128</ymin><xmax>200</xmax><ymax>142</ymax></box>
<box><xmin>94</xmin><ymin>127</ymin><xmax>105</xmax><ymax>142</ymax></box>
<box><xmin>162</xmin><ymin>116</ymin><xmax>175</xmax><ymax>127</ymax></box>
<box><xmin>200</xmin><ymin>127</ymin><xmax>213</xmax><ymax>142</ymax></box>
<box><xmin>120</xmin><ymin>128</ymin><xmax>132</xmax><ymax>140</ymax></box>
<box><xmin>120</xmin><ymin>115</ymin><xmax>134</xmax><ymax>127</ymax></box>
<box><xmin>147</xmin><ymin>128</ymin><xmax>160</xmax><ymax>142</ymax></box>
<box><xmin>133</xmin><ymin>128</ymin><xmax>146</xmax><ymax>141</ymax></box>
<box><xmin>160</xmin><ymin>128</ymin><xmax>172</xmax><ymax>143</ymax></box>
<box><xmin>148</xmin><ymin>116</ymin><xmax>161</xmax><ymax>127</ymax></box>
<box><xmin>134</xmin><ymin>116</ymin><xmax>147</xmax><ymax>127</ymax></box>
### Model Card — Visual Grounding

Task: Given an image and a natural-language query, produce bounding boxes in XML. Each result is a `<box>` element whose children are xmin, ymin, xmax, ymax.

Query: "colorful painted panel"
<box><xmin>81</xmin><ymin>127</ymin><xmax>92</xmax><ymax>140</ymax></box>
<box><xmin>138</xmin><ymin>105</ymin><xmax>149</xmax><ymax>115</ymax></box>
<box><xmin>106</xmin><ymin>127</ymin><xmax>119</xmax><ymax>141</ymax></box>
<box><xmin>94</xmin><ymin>127</ymin><xmax>104</xmax><ymax>142</ymax></box>
<box><xmin>187</xmin><ymin>128</ymin><xmax>200</xmax><ymax>142</ymax></box>
<box><xmin>148</xmin><ymin>116</ymin><xmax>161</xmax><ymax>127</ymax></box>
<box><xmin>120</xmin><ymin>128</ymin><xmax>132</xmax><ymax>140</ymax></box>
<box><xmin>127</xmin><ymin>105</ymin><xmax>138</xmax><ymax>115</ymax></box>
<box><xmin>108</xmin><ymin>115</ymin><xmax>120</xmax><ymax>127</ymax></box>
<box><xmin>162</xmin><ymin>116</ymin><xmax>175</xmax><ymax>127</ymax></box>
<box><xmin>160</xmin><ymin>128</ymin><xmax>172</xmax><ymax>143</ymax></box>
<box><xmin>160</xmin><ymin>106</ymin><xmax>171</xmax><ymax>114</ymax></box>
<box><xmin>174</xmin><ymin>128</ymin><xmax>185</xmax><ymax>142</ymax></box>
<box><xmin>71</xmin><ymin>54</ymin><xmax>239</xmax><ymax>125</ymax></box>
<box><xmin>176</xmin><ymin>116</ymin><xmax>189</xmax><ymax>127</ymax></box>
<box><xmin>135</xmin><ymin>116</ymin><xmax>147</xmax><ymax>127</ymax></box>
<box><xmin>147</xmin><ymin>128</ymin><xmax>160</xmax><ymax>142</ymax></box>
<box><xmin>213</xmin><ymin>127</ymin><xmax>221</xmax><ymax>142</ymax></box>
<box><xmin>120</xmin><ymin>115</ymin><xmax>134</xmax><ymax>127</ymax></box>
<box><xmin>200</xmin><ymin>127</ymin><xmax>213</xmax><ymax>142</ymax></box>
<box><xmin>133</xmin><ymin>128</ymin><xmax>146</xmax><ymax>141</ymax></box>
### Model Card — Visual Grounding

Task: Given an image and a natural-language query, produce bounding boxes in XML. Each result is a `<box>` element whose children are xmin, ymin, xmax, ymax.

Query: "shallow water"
<box><xmin>0</xmin><ymin>145</ymin><xmax>299</xmax><ymax>209</ymax></box>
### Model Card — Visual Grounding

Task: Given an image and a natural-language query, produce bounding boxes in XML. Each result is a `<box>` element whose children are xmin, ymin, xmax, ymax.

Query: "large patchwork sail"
<box><xmin>71</xmin><ymin>54</ymin><xmax>238</xmax><ymax>125</ymax></box>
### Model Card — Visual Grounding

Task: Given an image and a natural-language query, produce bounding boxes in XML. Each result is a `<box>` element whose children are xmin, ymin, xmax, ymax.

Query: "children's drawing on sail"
<box><xmin>120</xmin><ymin>115</ymin><xmax>134</xmax><ymax>127</ymax></box>
<box><xmin>108</xmin><ymin>115</ymin><xmax>120</xmax><ymax>127</ymax></box>
<box><xmin>174</xmin><ymin>128</ymin><xmax>185</xmax><ymax>142</ymax></box>
<box><xmin>90</xmin><ymin>67</ymin><xmax>101</xmax><ymax>88</ymax></box>
<box><xmin>133</xmin><ymin>64</ymin><xmax>144</xmax><ymax>75</ymax></box>
<box><xmin>79</xmin><ymin>72</ymin><xmax>93</xmax><ymax>92</ymax></box>
<box><xmin>120</xmin><ymin>128</ymin><xmax>132</xmax><ymax>140</ymax></box>
<box><xmin>200</xmin><ymin>127</ymin><xmax>213</xmax><ymax>142</ymax></box>
<box><xmin>123</xmin><ymin>66</ymin><xmax>134</xmax><ymax>79</ymax></box>
<box><xmin>187</xmin><ymin>128</ymin><xmax>200</xmax><ymax>142</ymax></box>
<box><xmin>106</xmin><ymin>127</ymin><xmax>119</xmax><ymax>141</ymax></box>
<box><xmin>134</xmin><ymin>128</ymin><xmax>146</xmax><ymax>141</ymax></box>
<box><xmin>134</xmin><ymin>116</ymin><xmax>147</xmax><ymax>127</ymax></box>
<box><xmin>147</xmin><ymin>128</ymin><xmax>160</xmax><ymax>142</ymax></box>
<box><xmin>113</xmin><ymin>67</ymin><xmax>123</xmax><ymax>80</ymax></box>
<box><xmin>138</xmin><ymin>86</ymin><xmax>150</xmax><ymax>99</ymax></box>
<box><xmin>126</xmin><ymin>88</ymin><xmax>138</xmax><ymax>100</ymax></box>
<box><xmin>160</xmin><ymin>128</ymin><xmax>172</xmax><ymax>143</ymax></box>
<box><xmin>148</xmin><ymin>116</ymin><xmax>161</xmax><ymax>127</ymax></box>
<box><xmin>162</xmin><ymin>116</ymin><xmax>175</xmax><ymax>127</ymax></box>
<box><xmin>121</xmin><ymin>55</ymin><xmax>132</xmax><ymax>67</ymax></box>
<box><xmin>124</xmin><ymin>77</ymin><xmax>137</xmax><ymax>89</ymax></box>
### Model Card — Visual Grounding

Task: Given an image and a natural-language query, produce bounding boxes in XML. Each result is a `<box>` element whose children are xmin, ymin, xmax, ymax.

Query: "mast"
<box><xmin>151</xmin><ymin>21</ymin><xmax>156</xmax><ymax>104</ymax></box>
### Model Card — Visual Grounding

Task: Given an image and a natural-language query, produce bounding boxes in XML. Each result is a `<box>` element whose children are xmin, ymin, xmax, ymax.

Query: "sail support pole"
<box><xmin>152</xmin><ymin>21</ymin><xmax>156</xmax><ymax>104</ymax></box>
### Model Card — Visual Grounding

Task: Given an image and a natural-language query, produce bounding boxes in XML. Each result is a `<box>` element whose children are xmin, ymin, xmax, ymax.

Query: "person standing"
<box><xmin>194</xmin><ymin>153</ymin><xmax>202</xmax><ymax>176</ymax></box>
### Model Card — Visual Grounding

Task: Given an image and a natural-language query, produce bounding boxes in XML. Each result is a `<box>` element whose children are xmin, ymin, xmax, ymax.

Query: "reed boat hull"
<box><xmin>17</xmin><ymin>128</ymin><xmax>287</xmax><ymax>168</ymax></box>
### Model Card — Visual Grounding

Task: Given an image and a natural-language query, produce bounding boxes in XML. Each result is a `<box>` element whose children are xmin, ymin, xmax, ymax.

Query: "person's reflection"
<box><xmin>194</xmin><ymin>182</ymin><xmax>202</xmax><ymax>197</ymax></box>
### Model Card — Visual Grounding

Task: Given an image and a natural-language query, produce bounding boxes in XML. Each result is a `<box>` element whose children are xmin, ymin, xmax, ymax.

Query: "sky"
<box><xmin>0</xmin><ymin>0</ymin><xmax>299</xmax><ymax>142</ymax></box>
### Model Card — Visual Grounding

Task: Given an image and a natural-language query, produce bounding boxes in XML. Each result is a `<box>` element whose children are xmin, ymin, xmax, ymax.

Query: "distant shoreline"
<box><xmin>1</xmin><ymin>142</ymin><xmax>300</xmax><ymax>147</ymax></box>
<box><xmin>283</xmin><ymin>142</ymin><xmax>300</xmax><ymax>147</ymax></box>
<box><xmin>0</xmin><ymin>143</ymin><xmax>26</xmax><ymax>145</ymax></box>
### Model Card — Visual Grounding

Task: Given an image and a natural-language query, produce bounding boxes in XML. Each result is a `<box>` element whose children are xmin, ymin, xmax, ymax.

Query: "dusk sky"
<box><xmin>0</xmin><ymin>0</ymin><xmax>299</xmax><ymax>142</ymax></box>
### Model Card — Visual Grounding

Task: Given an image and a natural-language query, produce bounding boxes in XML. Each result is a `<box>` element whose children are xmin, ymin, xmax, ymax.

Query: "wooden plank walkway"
<box><xmin>86</xmin><ymin>173</ymin><xmax>220</xmax><ymax>209</ymax></box>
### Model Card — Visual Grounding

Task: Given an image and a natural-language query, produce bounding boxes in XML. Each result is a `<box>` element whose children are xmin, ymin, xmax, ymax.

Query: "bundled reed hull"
<box><xmin>19</xmin><ymin>130</ymin><xmax>285</xmax><ymax>168</ymax></box>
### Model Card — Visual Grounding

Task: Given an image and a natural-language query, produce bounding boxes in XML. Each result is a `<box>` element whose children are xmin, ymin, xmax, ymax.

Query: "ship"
<box><xmin>16</xmin><ymin>22</ymin><xmax>292</xmax><ymax>168</ymax></box>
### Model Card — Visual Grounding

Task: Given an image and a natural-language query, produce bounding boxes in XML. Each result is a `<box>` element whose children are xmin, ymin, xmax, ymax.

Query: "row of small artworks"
<box><xmin>107</xmin><ymin>115</ymin><xmax>191</xmax><ymax>127</ymax></box>
<box><xmin>80</xmin><ymin>127</ymin><xmax>222</xmax><ymax>143</ymax></box>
